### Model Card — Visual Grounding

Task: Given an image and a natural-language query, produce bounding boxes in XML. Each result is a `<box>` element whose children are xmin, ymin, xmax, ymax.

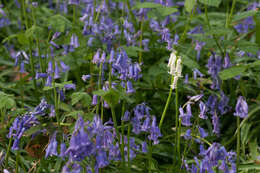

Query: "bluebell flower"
<box><xmin>141</xmin><ymin>115</ymin><xmax>151</xmax><ymax>132</ymax></box>
<box><xmin>60</xmin><ymin>61</ymin><xmax>70</xmax><ymax>72</ymax></box>
<box><xmin>47</xmin><ymin>61</ymin><xmax>53</xmax><ymax>73</ymax></box>
<box><xmin>82</xmin><ymin>74</ymin><xmax>91</xmax><ymax>82</ymax></box>
<box><xmin>223</xmin><ymin>53</ymin><xmax>232</xmax><ymax>69</ymax></box>
<box><xmin>141</xmin><ymin>141</ymin><xmax>148</xmax><ymax>153</ymax></box>
<box><xmin>184</xmin><ymin>129</ymin><xmax>191</xmax><ymax>140</ymax></box>
<box><xmin>68</xmin><ymin>0</ymin><xmax>79</xmax><ymax>5</ymax></box>
<box><xmin>234</xmin><ymin>96</ymin><xmax>248</xmax><ymax>118</ymax></box>
<box><xmin>218</xmin><ymin>91</ymin><xmax>230</xmax><ymax>115</ymax></box>
<box><xmin>194</xmin><ymin>41</ymin><xmax>205</xmax><ymax>61</ymax></box>
<box><xmin>92</xmin><ymin>95</ymin><xmax>98</xmax><ymax>105</ymax></box>
<box><xmin>126</xmin><ymin>80</ymin><xmax>135</xmax><ymax>94</ymax></box>
<box><xmin>199</xmin><ymin>101</ymin><xmax>208</xmax><ymax>119</ymax></box>
<box><xmin>179</xmin><ymin>104</ymin><xmax>192</xmax><ymax>126</ymax></box>
<box><xmin>54</xmin><ymin>62</ymin><xmax>60</xmax><ymax>79</ymax></box>
<box><xmin>64</xmin><ymin>84</ymin><xmax>76</xmax><ymax>90</ymax></box>
<box><xmin>45</xmin><ymin>132</ymin><xmax>58</xmax><ymax>158</ymax></box>
<box><xmin>198</xmin><ymin>127</ymin><xmax>208</xmax><ymax>138</ymax></box>
<box><xmin>93</xmin><ymin>49</ymin><xmax>101</xmax><ymax>64</ymax></box>
<box><xmin>121</xmin><ymin>110</ymin><xmax>130</xmax><ymax>121</ymax></box>
<box><xmin>212</xmin><ymin>113</ymin><xmax>220</xmax><ymax>135</ymax></box>
<box><xmin>19</xmin><ymin>61</ymin><xmax>26</xmax><ymax>73</ymax></box>
<box><xmin>35</xmin><ymin>72</ymin><xmax>47</xmax><ymax>79</ymax></box>
<box><xmin>148</xmin><ymin>116</ymin><xmax>162</xmax><ymax>144</ymax></box>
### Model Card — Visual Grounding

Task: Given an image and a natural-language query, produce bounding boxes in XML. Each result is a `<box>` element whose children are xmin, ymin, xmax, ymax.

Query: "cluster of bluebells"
<box><xmin>45</xmin><ymin>115</ymin><xmax>150</xmax><ymax>173</ymax></box>
<box><xmin>8</xmin><ymin>99</ymin><xmax>52</xmax><ymax>150</ymax></box>
<box><xmin>234</xmin><ymin>2</ymin><xmax>260</xmax><ymax>34</ymax></box>
<box><xmin>0</xmin><ymin>5</ymin><xmax>10</xmax><ymax>28</ymax></box>
<box><xmin>122</xmin><ymin>103</ymin><xmax>162</xmax><ymax>145</ymax></box>
<box><xmin>184</xmin><ymin>143</ymin><xmax>236</xmax><ymax>173</ymax></box>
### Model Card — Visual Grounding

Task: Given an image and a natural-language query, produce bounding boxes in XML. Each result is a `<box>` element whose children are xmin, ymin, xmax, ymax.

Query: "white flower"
<box><xmin>170</xmin><ymin>76</ymin><xmax>179</xmax><ymax>89</ymax></box>
<box><xmin>176</xmin><ymin>58</ymin><xmax>182</xmax><ymax>77</ymax></box>
<box><xmin>168</xmin><ymin>50</ymin><xmax>177</xmax><ymax>75</ymax></box>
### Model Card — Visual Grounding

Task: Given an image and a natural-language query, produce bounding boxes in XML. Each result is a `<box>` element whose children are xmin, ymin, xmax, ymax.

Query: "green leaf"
<box><xmin>47</xmin><ymin>14</ymin><xmax>72</xmax><ymax>32</ymax></box>
<box><xmin>199</xmin><ymin>0</ymin><xmax>222</xmax><ymax>7</ymax></box>
<box><xmin>17</xmin><ymin>33</ymin><xmax>29</xmax><ymax>45</ymax></box>
<box><xmin>156</xmin><ymin>7</ymin><xmax>178</xmax><ymax>16</ymax></box>
<box><xmin>205</xmin><ymin>27</ymin><xmax>232</xmax><ymax>36</ymax></box>
<box><xmin>103</xmin><ymin>89</ymin><xmax>120</xmax><ymax>106</ymax></box>
<box><xmin>219</xmin><ymin>65</ymin><xmax>247</xmax><ymax>80</ymax></box>
<box><xmin>0</xmin><ymin>93</ymin><xmax>16</xmax><ymax>110</ymax></box>
<box><xmin>93</xmin><ymin>89</ymin><xmax>107</xmax><ymax>97</ymax></box>
<box><xmin>239</xmin><ymin>164</ymin><xmax>260</xmax><ymax>170</ymax></box>
<box><xmin>133</xmin><ymin>2</ymin><xmax>163</xmax><ymax>9</ymax></box>
<box><xmin>181</xmin><ymin>55</ymin><xmax>200</xmax><ymax>69</ymax></box>
<box><xmin>249</xmin><ymin>138</ymin><xmax>259</xmax><ymax>160</ymax></box>
<box><xmin>2</xmin><ymin>34</ymin><xmax>18</xmax><ymax>43</ymax></box>
<box><xmin>24</xmin><ymin>125</ymin><xmax>42</xmax><ymax>136</ymax></box>
<box><xmin>71</xmin><ymin>92</ymin><xmax>91</xmax><ymax>107</ymax></box>
<box><xmin>122</xmin><ymin>46</ymin><xmax>144</xmax><ymax>57</ymax></box>
<box><xmin>185</xmin><ymin>0</ymin><xmax>196</xmax><ymax>13</ymax></box>
<box><xmin>232</xmin><ymin>10</ymin><xmax>257</xmax><ymax>22</ymax></box>
<box><xmin>25</xmin><ymin>25</ymin><xmax>45</xmax><ymax>39</ymax></box>
<box><xmin>254</xmin><ymin>11</ymin><xmax>260</xmax><ymax>46</ymax></box>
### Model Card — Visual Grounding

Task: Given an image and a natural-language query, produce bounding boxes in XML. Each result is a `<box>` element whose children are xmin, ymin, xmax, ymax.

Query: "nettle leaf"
<box><xmin>93</xmin><ymin>89</ymin><xmax>107</xmax><ymax>97</ymax></box>
<box><xmin>103</xmin><ymin>89</ymin><xmax>120</xmax><ymax>106</ymax></box>
<box><xmin>122</xmin><ymin>46</ymin><xmax>143</xmax><ymax>57</ymax></box>
<box><xmin>181</xmin><ymin>55</ymin><xmax>200</xmax><ymax>69</ymax></box>
<box><xmin>199</xmin><ymin>0</ymin><xmax>222</xmax><ymax>7</ymax></box>
<box><xmin>232</xmin><ymin>10</ymin><xmax>257</xmax><ymax>22</ymax></box>
<box><xmin>25</xmin><ymin>25</ymin><xmax>45</xmax><ymax>39</ymax></box>
<box><xmin>71</xmin><ymin>92</ymin><xmax>91</xmax><ymax>107</ymax></box>
<box><xmin>185</xmin><ymin>0</ymin><xmax>196</xmax><ymax>13</ymax></box>
<box><xmin>133</xmin><ymin>2</ymin><xmax>163</xmax><ymax>9</ymax></box>
<box><xmin>0</xmin><ymin>92</ymin><xmax>16</xmax><ymax>110</ymax></box>
<box><xmin>156</xmin><ymin>7</ymin><xmax>178</xmax><ymax>16</ymax></box>
<box><xmin>219</xmin><ymin>65</ymin><xmax>247</xmax><ymax>80</ymax></box>
<box><xmin>17</xmin><ymin>33</ymin><xmax>29</xmax><ymax>45</ymax></box>
<box><xmin>47</xmin><ymin>14</ymin><xmax>72</xmax><ymax>32</ymax></box>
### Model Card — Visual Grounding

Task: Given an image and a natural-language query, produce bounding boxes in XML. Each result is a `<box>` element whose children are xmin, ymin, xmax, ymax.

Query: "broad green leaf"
<box><xmin>248</xmin><ymin>60</ymin><xmax>260</xmax><ymax>68</ymax></box>
<box><xmin>232</xmin><ymin>10</ymin><xmax>257</xmax><ymax>22</ymax></box>
<box><xmin>122</xmin><ymin>46</ymin><xmax>144</xmax><ymax>57</ymax></box>
<box><xmin>241</xmin><ymin>122</ymin><xmax>251</xmax><ymax>146</ymax></box>
<box><xmin>239</xmin><ymin>164</ymin><xmax>260</xmax><ymax>170</ymax></box>
<box><xmin>185</xmin><ymin>0</ymin><xmax>196</xmax><ymax>13</ymax></box>
<box><xmin>205</xmin><ymin>28</ymin><xmax>232</xmax><ymax>36</ymax></box>
<box><xmin>103</xmin><ymin>89</ymin><xmax>120</xmax><ymax>106</ymax></box>
<box><xmin>71</xmin><ymin>92</ymin><xmax>91</xmax><ymax>107</ymax></box>
<box><xmin>17</xmin><ymin>33</ymin><xmax>29</xmax><ymax>45</ymax></box>
<box><xmin>219</xmin><ymin>65</ymin><xmax>247</xmax><ymax>80</ymax></box>
<box><xmin>47</xmin><ymin>14</ymin><xmax>72</xmax><ymax>32</ymax></box>
<box><xmin>249</xmin><ymin>138</ymin><xmax>259</xmax><ymax>160</ymax></box>
<box><xmin>93</xmin><ymin>89</ymin><xmax>107</xmax><ymax>96</ymax></box>
<box><xmin>157</xmin><ymin>7</ymin><xmax>178</xmax><ymax>16</ymax></box>
<box><xmin>0</xmin><ymin>93</ymin><xmax>16</xmax><ymax>110</ymax></box>
<box><xmin>199</xmin><ymin>0</ymin><xmax>222</xmax><ymax>7</ymax></box>
<box><xmin>181</xmin><ymin>55</ymin><xmax>200</xmax><ymax>69</ymax></box>
<box><xmin>133</xmin><ymin>2</ymin><xmax>163</xmax><ymax>9</ymax></box>
<box><xmin>25</xmin><ymin>25</ymin><xmax>45</xmax><ymax>39</ymax></box>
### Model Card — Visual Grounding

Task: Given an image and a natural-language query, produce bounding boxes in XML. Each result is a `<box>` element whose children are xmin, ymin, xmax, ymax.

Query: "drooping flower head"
<box><xmin>234</xmin><ymin>96</ymin><xmax>248</xmax><ymax>118</ymax></box>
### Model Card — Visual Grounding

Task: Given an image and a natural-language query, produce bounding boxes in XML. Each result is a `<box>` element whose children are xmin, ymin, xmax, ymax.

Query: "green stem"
<box><xmin>148</xmin><ymin>140</ymin><xmax>152</xmax><ymax>173</ymax></box>
<box><xmin>159</xmin><ymin>75</ymin><xmax>174</xmax><ymax>128</ymax></box>
<box><xmin>236</xmin><ymin>116</ymin><xmax>240</xmax><ymax>173</ymax></box>
<box><xmin>96</xmin><ymin>63</ymin><xmax>103</xmax><ymax>115</ymax></box>
<box><xmin>175</xmin><ymin>82</ymin><xmax>179</xmax><ymax>157</ymax></box>
<box><xmin>16</xmin><ymin>151</ymin><xmax>20</xmax><ymax>173</ymax></box>
<box><xmin>4</xmin><ymin>137</ymin><xmax>12</xmax><ymax>168</ymax></box>
<box><xmin>127</xmin><ymin>123</ymin><xmax>131</xmax><ymax>173</ymax></box>
<box><xmin>227</xmin><ymin>0</ymin><xmax>237</xmax><ymax>27</ymax></box>
<box><xmin>139</xmin><ymin>17</ymin><xmax>144</xmax><ymax>64</ymax></box>
<box><xmin>205</xmin><ymin>5</ymin><xmax>225</xmax><ymax>57</ymax></box>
